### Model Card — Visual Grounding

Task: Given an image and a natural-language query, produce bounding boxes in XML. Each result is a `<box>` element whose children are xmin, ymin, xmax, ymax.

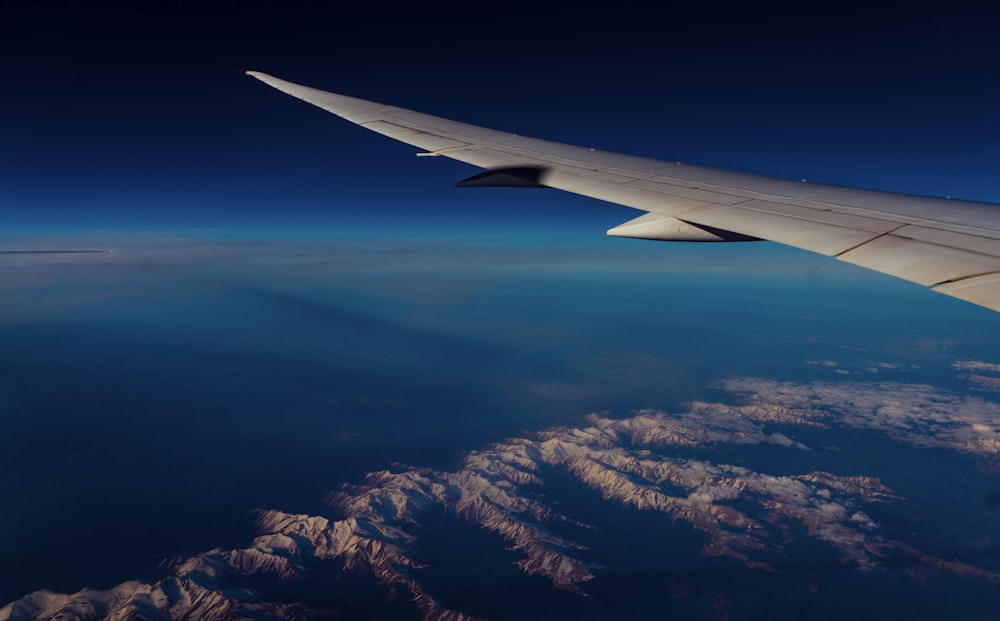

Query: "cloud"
<box><xmin>953</xmin><ymin>360</ymin><xmax>1000</xmax><ymax>392</ymax></box>
<box><xmin>953</xmin><ymin>360</ymin><xmax>1000</xmax><ymax>374</ymax></box>
<box><xmin>720</xmin><ymin>377</ymin><xmax>1000</xmax><ymax>458</ymax></box>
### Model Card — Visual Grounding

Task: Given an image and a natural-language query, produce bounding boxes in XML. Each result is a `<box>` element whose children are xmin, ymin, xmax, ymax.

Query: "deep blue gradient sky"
<box><xmin>3</xmin><ymin>1</ymin><xmax>999</xmax><ymax>237</ymax></box>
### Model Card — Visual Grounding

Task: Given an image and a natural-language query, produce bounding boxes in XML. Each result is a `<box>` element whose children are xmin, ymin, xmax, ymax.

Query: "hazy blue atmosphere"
<box><xmin>3</xmin><ymin>1</ymin><xmax>1000</xmax><ymax>619</ymax></box>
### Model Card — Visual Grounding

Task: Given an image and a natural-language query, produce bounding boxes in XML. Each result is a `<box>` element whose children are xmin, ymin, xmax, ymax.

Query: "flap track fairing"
<box><xmin>607</xmin><ymin>213</ymin><xmax>761</xmax><ymax>242</ymax></box>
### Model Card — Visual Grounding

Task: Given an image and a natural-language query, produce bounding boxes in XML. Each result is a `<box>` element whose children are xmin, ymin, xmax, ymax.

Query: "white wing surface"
<box><xmin>247</xmin><ymin>71</ymin><xmax>1000</xmax><ymax>313</ymax></box>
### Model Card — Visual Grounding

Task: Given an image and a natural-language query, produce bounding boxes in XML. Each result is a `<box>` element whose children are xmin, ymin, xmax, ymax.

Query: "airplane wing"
<box><xmin>246</xmin><ymin>71</ymin><xmax>1000</xmax><ymax>313</ymax></box>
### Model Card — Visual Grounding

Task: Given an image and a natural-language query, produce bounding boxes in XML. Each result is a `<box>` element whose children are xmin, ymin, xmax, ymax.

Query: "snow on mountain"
<box><xmin>0</xmin><ymin>576</ymin><xmax>311</xmax><ymax>621</ymax></box>
<box><xmin>1</xmin><ymin>511</ymin><xmax>475</xmax><ymax>621</ymax></box>
<box><xmin>5</xmin><ymin>379</ymin><xmax>1000</xmax><ymax>620</ymax></box>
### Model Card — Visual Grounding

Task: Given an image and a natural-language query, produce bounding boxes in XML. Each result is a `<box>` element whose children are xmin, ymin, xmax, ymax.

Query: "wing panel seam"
<box><xmin>832</xmin><ymin>225</ymin><xmax>910</xmax><ymax>258</ymax></box>
<box><xmin>932</xmin><ymin>270</ymin><xmax>1000</xmax><ymax>287</ymax></box>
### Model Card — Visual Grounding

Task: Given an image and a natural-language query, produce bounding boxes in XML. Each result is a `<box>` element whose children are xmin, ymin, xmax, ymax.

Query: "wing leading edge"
<box><xmin>246</xmin><ymin>71</ymin><xmax>1000</xmax><ymax>313</ymax></box>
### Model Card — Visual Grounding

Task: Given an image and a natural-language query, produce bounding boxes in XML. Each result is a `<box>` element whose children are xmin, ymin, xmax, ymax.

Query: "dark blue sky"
<box><xmin>3</xmin><ymin>0</ymin><xmax>999</xmax><ymax>237</ymax></box>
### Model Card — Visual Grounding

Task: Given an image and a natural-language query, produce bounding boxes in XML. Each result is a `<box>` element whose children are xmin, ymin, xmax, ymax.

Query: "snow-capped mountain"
<box><xmin>5</xmin><ymin>380</ymin><xmax>1000</xmax><ymax>620</ymax></box>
